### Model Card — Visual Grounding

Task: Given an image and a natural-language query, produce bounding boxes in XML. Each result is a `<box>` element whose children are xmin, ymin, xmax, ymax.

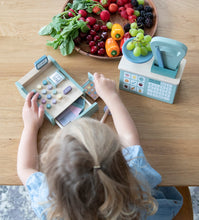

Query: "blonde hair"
<box><xmin>40</xmin><ymin>117</ymin><xmax>157</xmax><ymax>220</ymax></box>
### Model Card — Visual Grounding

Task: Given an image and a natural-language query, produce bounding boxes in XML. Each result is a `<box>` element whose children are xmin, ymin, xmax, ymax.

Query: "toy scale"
<box><xmin>16</xmin><ymin>55</ymin><xmax>98</xmax><ymax>128</ymax></box>
<box><xmin>118</xmin><ymin>37</ymin><xmax>188</xmax><ymax>104</ymax></box>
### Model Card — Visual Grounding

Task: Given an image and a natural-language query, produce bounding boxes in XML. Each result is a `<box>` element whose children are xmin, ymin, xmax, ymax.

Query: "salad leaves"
<box><xmin>39</xmin><ymin>0</ymin><xmax>104</xmax><ymax>56</ymax></box>
<box><xmin>39</xmin><ymin>12</ymin><xmax>87</xmax><ymax>56</ymax></box>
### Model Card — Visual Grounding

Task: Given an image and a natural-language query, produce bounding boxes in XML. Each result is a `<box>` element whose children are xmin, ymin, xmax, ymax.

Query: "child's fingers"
<box><xmin>94</xmin><ymin>72</ymin><xmax>100</xmax><ymax>78</ymax></box>
<box><xmin>31</xmin><ymin>93</ymin><xmax>39</xmax><ymax>110</ymax></box>
<box><xmin>25</xmin><ymin>91</ymin><xmax>34</xmax><ymax>107</ymax></box>
<box><xmin>38</xmin><ymin>105</ymin><xmax>45</xmax><ymax>119</ymax></box>
<box><xmin>94</xmin><ymin>72</ymin><xmax>104</xmax><ymax>79</ymax></box>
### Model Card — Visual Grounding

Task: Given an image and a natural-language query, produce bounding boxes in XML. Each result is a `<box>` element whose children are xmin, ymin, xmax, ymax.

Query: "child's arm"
<box><xmin>17</xmin><ymin>92</ymin><xmax>44</xmax><ymax>185</ymax></box>
<box><xmin>94</xmin><ymin>73</ymin><xmax>140</xmax><ymax>147</ymax></box>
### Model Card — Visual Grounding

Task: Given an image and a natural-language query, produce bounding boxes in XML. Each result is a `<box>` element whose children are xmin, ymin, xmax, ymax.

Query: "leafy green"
<box><xmin>66</xmin><ymin>0</ymin><xmax>104</xmax><ymax>12</ymax></box>
<box><xmin>39</xmin><ymin>11</ymin><xmax>85</xmax><ymax>56</ymax></box>
<box><xmin>39</xmin><ymin>0</ymin><xmax>105</xmax><ymax>56</ymax></box>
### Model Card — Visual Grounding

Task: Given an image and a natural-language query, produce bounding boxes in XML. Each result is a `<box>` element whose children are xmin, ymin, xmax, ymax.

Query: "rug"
<box><xmin>0</xmin><ymin>185</ymin><xmax>199</xmax><ymax>220</ymax></box>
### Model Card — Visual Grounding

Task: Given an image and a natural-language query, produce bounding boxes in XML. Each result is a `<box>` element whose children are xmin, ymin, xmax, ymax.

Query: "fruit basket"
<box><xmin>62</xmin><ymin>0</ymin><xmax>158</xmax><ymax>60</ymax></box>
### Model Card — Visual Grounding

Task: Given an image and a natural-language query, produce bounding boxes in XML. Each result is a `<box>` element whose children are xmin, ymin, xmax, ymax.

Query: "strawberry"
<box><xmin>92</xmin><ymin>5</ymin><xmax>101</xmax><ymax>14</ymax></box>
<box><xmin>126</xmin><ymin>7</ymin><xmax>134</xmax><ymax>16</ymax></box>
<box><xmin>100</xmin><ymin>10</ymin><xmax>110</xmax><ymax>21</ymax></box>
<box><xmin>111</xmin><ymin>0</ymin><xmax>117</xmax><ymax>2</ymax></box>
<box><xmin>120</xmin><ymin>10</ymin><xmax>128</xmax><ymax>19</ymax></box>
<box><xmin>100</xmin><ymin>0</ymin><xmax>111</xmax><ymax>8</ymax></box>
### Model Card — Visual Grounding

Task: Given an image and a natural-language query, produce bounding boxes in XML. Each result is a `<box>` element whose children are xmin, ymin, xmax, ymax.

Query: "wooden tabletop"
<box><xmin>0</xmin><ymin>0</ymin><xmax>199</xmax><ymax>186</ymax></box>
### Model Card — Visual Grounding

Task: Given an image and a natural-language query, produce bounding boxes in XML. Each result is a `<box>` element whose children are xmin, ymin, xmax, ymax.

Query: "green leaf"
<box><xmin>87</xmin><ymin>6</ymin><xmax>93</xmax><ymax>13</ymax></box>
<box><xmin>50</xmin><ymin>29</ymin><xmax>57</xmax><ymax>37</ymax></box>
<box><xmin>60</xmin><ymin>38</ymin><xmax>75</xmax><ymax>56</ymax></box>
<box><xmin>38</xmin><ymin>24</ymin><xmax>52</xmax><ymax>35</ymax></box>
<box><xmin>71</xmin><ymin>29</ymin><xmax>79</xmax><ymax>39</ymax></box>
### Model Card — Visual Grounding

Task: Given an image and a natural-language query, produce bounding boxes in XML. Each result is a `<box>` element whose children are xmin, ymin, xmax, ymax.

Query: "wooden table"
<box><xmin>0</xmin><ymin>0</ymin><xmax>199</xmax><ymax>186</ymax></box>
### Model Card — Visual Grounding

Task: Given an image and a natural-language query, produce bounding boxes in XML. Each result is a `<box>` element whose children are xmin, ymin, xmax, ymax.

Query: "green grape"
<box><xmin>136</xmin><ymin>33</ymin><xmax>144</xmax><ymax>41</ymax></box>
<box><xmin>144</xmin><ymin>35</ymin><xmax>152</xmax><ymax>43</ymax></box>
<box><xmin>133</xmin><ymin>46</ymin><xmax>141</xmax><ymax>57</ymax></box>
<box><xmin>137</xmin><ymin>29</ymin><xmax>144</xmax><ymax>34</ymax></box>
<box><xmin>135</xmin><ymin>42</ymin><xmax>141</xmax><ymax>47</ymax></box>
<box><xmin>137</xmin><ymin>0</ymin><xmax>144</xmax><ymax>5</ymax></box>
<box><xmin>141</xmin><ymin>46</ymin><xmax>148</xmax><ymax>56</ymax></box>
<box><xmin>146</xmin><ymin>43</ymin><xmax>152</xmax><ymax>51</ymax></box>
<box><xmin>129</xmin><ymin>28</ymin><xmax>138</xmax><ymax>37</ymax></box>
<box><xmin>106</xmin><ymin>22</ymin><xmax>113</xmax><ymax>30</ymax></box>
<box><xmin>126</xmin><ymin>41</ymin><xmax>135</xmax><ymax>50</ymax></box>
<box><xmin>130</xmin><ymin>22</ymin><xmax>137</xmax><ymax>29</ymax></box>
<box><xmin>134</xmin><ymin>10</ymin><xmax>140</xmax><ymax>17</ymax></box>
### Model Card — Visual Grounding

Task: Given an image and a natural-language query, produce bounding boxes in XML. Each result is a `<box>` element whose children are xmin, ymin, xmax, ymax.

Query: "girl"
<box><xmin>17</xmin><ymin>73</ymin><xmax>183</xmax><ymax>220</ymax></box>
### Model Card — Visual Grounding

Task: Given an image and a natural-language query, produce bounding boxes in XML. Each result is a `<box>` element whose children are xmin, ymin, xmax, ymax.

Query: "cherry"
<box><xmin>97</xmin><ymin>41</ymin><xmax>105</xmax><ymax>48</ymax></box>
<box><xmin>74</xmin><ymin>36</ymin><xmax>81</xmax><ymax>45</ymax></box>
<box><xmin>101</xmin><ymin>32</ymin><xmax>108</xmax><ymax>40</ymax></box>
<box><xmin>79</xmin><ymin>32</ymin><xmax>87</xmax><ymax>39</ymax></box>
<box><xmin>90</xmin><ymin>29</ymin><xmax>97</xmax><ymax>36</ymax></box>
<box><xmin>94</xmin><ymin>35</ymin><xmax>100</xmax><ymax>41</ymax></box>
<box><xmin>90</xmin><ymin>46</ymin><xmax>98</xmax><ymax>54</ymax></box>
<box><xmin>97</xmin><ymin>48</ymin><xmax>106</xmax><ymax>56</ymax></box>
<box><xmin>86</xmin><ymin>34</ymin><xmax>93</xmax><ymax>42</ymax></box>
<box><xmin>100</xmin><ymin>25</ymin><xmax>108</xmax><ymax>31</ymax></box>
<box><xmin>93</xmin><ymin>24</ymin><xmax>100</xmax><ymax>32</ymax></box>
<box><xmin>89</xmin><ymin>41</ymin><xmax>96</xmax><ymax>47</ymax></box>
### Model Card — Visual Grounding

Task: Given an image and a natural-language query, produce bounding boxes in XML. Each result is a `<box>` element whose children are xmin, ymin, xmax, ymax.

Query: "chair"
<box><xmin>173</xmin><ymin>186</ymin><xmax>193</xmax><ymax>220</ymax></box>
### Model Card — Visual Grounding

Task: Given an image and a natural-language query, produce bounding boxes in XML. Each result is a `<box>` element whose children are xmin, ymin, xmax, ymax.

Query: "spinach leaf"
<box><xmin>39</xmin><ymin>0</ymin><xmax>105</xmax><ymax>56</ymax></box>
<box><xmin>39</xmin><ymin>24</ymin><xmax>53</xmax><ymax>35</ymax></box>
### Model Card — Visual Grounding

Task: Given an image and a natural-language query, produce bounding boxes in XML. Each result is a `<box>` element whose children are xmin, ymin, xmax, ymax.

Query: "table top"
<box><xmin>0</xmin><ymin>0</ymin><xmax>199</xmax><ymax>186</ymax></box>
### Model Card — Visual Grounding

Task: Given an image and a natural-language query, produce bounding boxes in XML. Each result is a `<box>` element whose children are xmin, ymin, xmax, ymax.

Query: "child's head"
<box><xmin>41</xmin><ymin>118</ymin><xmax>157</xmax><ymax>220</ymax></box>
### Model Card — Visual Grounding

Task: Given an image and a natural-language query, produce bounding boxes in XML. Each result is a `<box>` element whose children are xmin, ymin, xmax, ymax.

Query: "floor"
<box><xmin>0</xmin><ymin>186</ymin><xmax>198</xmax><ymax>220</ymax></box>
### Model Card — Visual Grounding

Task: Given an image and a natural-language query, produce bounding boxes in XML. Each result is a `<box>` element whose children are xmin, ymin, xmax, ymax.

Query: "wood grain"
<box><xmin>0</xmin><ymin>0</ymin><xmax>199</xmax><ymax>186</ymax></box>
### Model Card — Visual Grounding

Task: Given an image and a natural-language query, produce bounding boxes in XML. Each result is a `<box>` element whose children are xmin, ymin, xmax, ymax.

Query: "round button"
<box><xmin>37</xmin><ymin>84</ymin><xmax>42</xmax><ymax>90</ymax></box>
<box><xmin>47</xmin><ymin>94</ymin><xmax>52</xmax><ymax>99</ymax></box>
<box><xmin>46</xmin><ymin>104</ymin><xmax>51</xmax><ymax>109</ymax></box>
<box><xmin>52</xmin><ymin>99</ymin><xmax>57</xmax><ymax>104</ymax></box>
<box><xmin>57</xmin><ymin>94</ymin><xmax>63</xmax><ymax>100</ymax></box>
<box><xmin>41</xmin><ymin>99</ymin><xmax>46</xmax><ymax>104</ymax></box>
<box><xmin>42</xmin><ymin>89</ymin><xmax>47</xmax><ymax>94</ymax></box>
<box><xmin>52</xmin><ymin>89</ymin><xmax>57</xmax><ymax>95</ymax></box>
<box><xmin>47</xmin><ymin>84</ymin><xmax>53</xmax><ymax>90</ymax></box>
<box><xmin>42</xmin><ymin>80</ymin><xmax>48</xmax><ymax>85</ymax></box>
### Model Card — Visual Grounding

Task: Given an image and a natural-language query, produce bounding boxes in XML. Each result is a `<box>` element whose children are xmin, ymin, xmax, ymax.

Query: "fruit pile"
<box><xmin>126</xmin><ymin>22</ymin><xmax>152</xmax><ymax>56</ymax></box>
<box><xmin>39</xmin><ymin>0</ymin><xmax>154</xmax><ymax>57</ymax></box>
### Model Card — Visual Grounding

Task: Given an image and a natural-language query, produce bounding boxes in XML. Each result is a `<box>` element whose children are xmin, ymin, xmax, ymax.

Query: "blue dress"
<box><xmin>26</xmin><ymin>145</ymin><xmax>183</xmax><ymax>219</ymax></box>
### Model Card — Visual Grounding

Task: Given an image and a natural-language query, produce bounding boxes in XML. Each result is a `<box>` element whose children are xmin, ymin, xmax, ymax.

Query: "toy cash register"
<box><xmin>15</xmin><ymin>55</ymin><xmax>98</xmax><ymax>128</ymax></box>
<box><xmin>118</xmin><ymin>37</ymin><xmax>187</xmax><ymax>104</ymax></box>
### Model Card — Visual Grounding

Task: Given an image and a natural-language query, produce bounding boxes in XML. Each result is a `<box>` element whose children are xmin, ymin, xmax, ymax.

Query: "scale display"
<box><xmin>120</xmin><ymin>71</ymin><xmax>177</xmax><ymax>103</ymax></box>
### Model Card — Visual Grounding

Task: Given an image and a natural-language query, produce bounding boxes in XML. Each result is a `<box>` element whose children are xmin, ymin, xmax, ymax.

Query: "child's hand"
<box><xmin>94</xmin><ymin>72</ymin><xmax>118</xmax><ymax>103</ymax></box>
<box><xmin>22</xmin><ymin>92</ymin><xmax>44</xmax><ymax>131</ymax></box>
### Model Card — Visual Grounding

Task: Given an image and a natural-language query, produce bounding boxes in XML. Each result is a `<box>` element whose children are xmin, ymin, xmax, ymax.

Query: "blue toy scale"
<box><xmin>119</xmin><ymin>37</ymin><xmax>187</xmax><ymax>104</ymax></box>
